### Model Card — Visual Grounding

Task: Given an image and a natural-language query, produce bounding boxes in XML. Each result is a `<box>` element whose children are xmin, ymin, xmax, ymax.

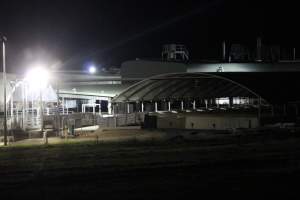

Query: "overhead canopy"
<box><xmin>113</xmin><ymin>73</ymin><xmax>264</xmax><ymax>103</ymax></box>
<box><xmin>113</xmin><ymin>72</ymin><xmax>300</xmax><ymax>104</ymax></box>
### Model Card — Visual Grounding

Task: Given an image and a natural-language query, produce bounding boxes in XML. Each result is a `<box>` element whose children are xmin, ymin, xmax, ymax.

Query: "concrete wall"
<box><xmin>153</xmin><ymin>112</ymin><xmax>259</xmax><ymax>130</ymax></box>
<box><xmin>156</xmin><ymin>116</ymin><xmax>185</xmax><ymax>129</ymax></box>
<box><xmin>185</xmin><ymin>116</ymin><xmax>259</xmax><ymax>130</ymax></box>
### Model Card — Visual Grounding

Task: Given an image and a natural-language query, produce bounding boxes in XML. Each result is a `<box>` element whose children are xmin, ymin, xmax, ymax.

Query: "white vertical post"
<box><xmin>30</xmin><ymin>87</ymin><xmax>34</xmax><ymax>128</ymax></box>
<box><xmin>155</xmin><ymin>102</ymin><xmax>158</xmax><ymax>112</ymax></box>
<box><xmin>181</xmin><ymin>101</ymin><xmax>184</xmax><ymax>111</ymax></box>
<box><xmin>107</xmin><ymin>100</ymin><xmax>111</xmax><ymax>115</ymax></box>
<box><xmin>62</xmin><ymin>97</ymin><xmax>65</xmax><ymax>114</ymax></box>
<box><xmin>16</xmin><ymin>105</ymin><xmax>19</xmax><ymax>125</ymax></box>
<box><xmin>11</xmin><ymin>95</ymin><xmax>13</xmax><ymax>117</ymax></box>
<box><xmin>205</xmin><ymin>99</ymin><xmax>208</xmax><ymax>109</ymax></box>
<box><xmin>192</xmin><ymin>100</ymin><xmax>196</xmax><ymax>110</ymax></box>
<box><xmin>127</xmin><ymin>103</ymin><xmax>130</xmax><ymax>114</ymax></box>
<box><xmin>25</xmin><ymin>84</ymin><xmax>28</xmax><ymax>124</ymax></box>
<box><xmin>112</xmin><ymin>104</ymin><xmax>115</xmax><ymax>115</ymax></box>
<box><xmin>141</xmin><ymin>102</ymin><xmax>144</xmax><ymax>112</ymax></box>
<box><xmin>168</xmin><ymin>101</ymin><xmax>171</xmax><ymax>111</ymax></box>
<box><xmin>22</xmin><ymin>83</ymin><xmax>27</xmax><ymax>130</ymax></box>
<box><xmin>39</xmin><ymin>87</ymin><xmax>44</xmax><ymax>133</ymax></box>
<box><xmin>93</xmin><ymin>104</ymin><xmax>95</xmax><ymax>114</ymax></box>
<box><xmin>10</xmin><ymin>94</ymin><xmax>13</xmax><ymax>129</ymax></box>
<box><xmin>82</xmin><ymin>104</ymin><xmax>84</xmax><ymax>113</ymax></box>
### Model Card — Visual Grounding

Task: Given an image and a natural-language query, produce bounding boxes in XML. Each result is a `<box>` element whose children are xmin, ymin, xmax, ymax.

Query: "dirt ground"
<box><xmin>1</xmin><ymin>128</ymin><xmax>300</xmax><ymax>199</ymax></box>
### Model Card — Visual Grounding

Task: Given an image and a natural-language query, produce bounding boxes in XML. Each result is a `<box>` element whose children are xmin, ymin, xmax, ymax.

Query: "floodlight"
<box><xmin>88</xmin><ymin>65</ymin><xmax>97</xmax><ymax>74</ymax></box>
<box><xmin>25</xmin><ymin>66</ymin><xmax>50</xmax><ymax>90</ymax></box>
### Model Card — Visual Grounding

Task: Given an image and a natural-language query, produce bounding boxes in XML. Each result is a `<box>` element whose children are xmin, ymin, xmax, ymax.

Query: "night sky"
<box><xmin>1</xmin><ymin>0</ymin><xmax>299</xmax><ymax>73</ymax></box>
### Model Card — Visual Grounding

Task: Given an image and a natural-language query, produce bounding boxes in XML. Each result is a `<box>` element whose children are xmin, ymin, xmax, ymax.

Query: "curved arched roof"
<box><xmin>113</xmin><ymin>73</ymin><xmax>267</xmax><ymax>104</ymax></box>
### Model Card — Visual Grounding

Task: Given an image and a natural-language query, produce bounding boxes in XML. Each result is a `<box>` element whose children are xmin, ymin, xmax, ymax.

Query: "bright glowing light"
<box><xmin>216</xmin><ymin>97</ymin><xmax>229</xmax><ymax>105</ymax></box>
<box><xmin>25</xmin><ymin>67</ymin><xmax>50</xmax><ymax>91</ymax></box>
<box><xmin>88</xmin><ymin>65</ymin><xmax>97</xmax><ymax>74</ymax></box>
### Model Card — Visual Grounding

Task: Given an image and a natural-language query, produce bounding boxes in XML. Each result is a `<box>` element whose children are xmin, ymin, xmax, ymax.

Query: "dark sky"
<box><xmin>1</xmin><ymin>0</ymin><xmax>299</xmax><ymax>73</ymax></box>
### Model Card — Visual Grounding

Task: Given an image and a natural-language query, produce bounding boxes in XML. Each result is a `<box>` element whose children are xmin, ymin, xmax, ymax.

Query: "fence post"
<box><xmin>43</xmin><ymin>131</ymin><xmax>48</xmax><ymax>145</ymax></box>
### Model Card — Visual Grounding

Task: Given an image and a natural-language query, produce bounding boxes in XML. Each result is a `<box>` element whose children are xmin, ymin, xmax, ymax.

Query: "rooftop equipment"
<box><xmin>162</xmin><ymin>44</ymin><xmax>189</xmax><ymax>61</ymax></box>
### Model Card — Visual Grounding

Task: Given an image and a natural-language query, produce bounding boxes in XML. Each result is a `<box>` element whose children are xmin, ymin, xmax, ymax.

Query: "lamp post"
<box><xmin>1</xmin><ymin>35</ymin><xmax>7</xmax><ymax>146</ymax></box>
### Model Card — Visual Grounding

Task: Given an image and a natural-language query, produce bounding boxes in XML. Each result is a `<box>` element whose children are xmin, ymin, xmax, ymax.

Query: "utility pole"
<box><xmin>1</xmin><ymin>35</ymin><xmax>7</xmax><ymax>146</ymax></box>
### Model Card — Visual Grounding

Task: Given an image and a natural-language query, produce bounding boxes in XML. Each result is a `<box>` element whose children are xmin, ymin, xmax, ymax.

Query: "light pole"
<box><xmin>1</xmin><ymin>35</ymin><xmax>7</xmax><ymax>146</ymax></box>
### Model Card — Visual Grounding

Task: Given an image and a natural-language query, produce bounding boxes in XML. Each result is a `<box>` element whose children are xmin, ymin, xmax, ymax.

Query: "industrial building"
<box><xmin>1</xmin><ymin>41</ymin><xmax>300</xmax><ymax>136</ymax></box>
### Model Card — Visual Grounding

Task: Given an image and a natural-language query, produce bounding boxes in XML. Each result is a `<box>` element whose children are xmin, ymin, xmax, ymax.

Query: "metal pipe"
<box><xmin>258</xmin><ymin>97</ymin><xmax>262</xmax><ymax>126</ymax></box>
<box><xmin>222</xmin><ymin>41</ymin><xmax>226</xmax><ymax>61</ymax></box>
<box><xmin>293</xmin><ymin>48</ymin><xmax>296</xmax><ymax>60</ymax></box>
<box><xmin>256</xmin><ymin>37</ymin><xmax>262</xmax><ymax>62</ymax></box>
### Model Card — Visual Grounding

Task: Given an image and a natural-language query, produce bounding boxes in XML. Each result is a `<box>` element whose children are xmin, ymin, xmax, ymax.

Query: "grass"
<box><xmin>1</xmin><ymin>130</ymin><xmax>300</xmax><ymax>199</ymax></box>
